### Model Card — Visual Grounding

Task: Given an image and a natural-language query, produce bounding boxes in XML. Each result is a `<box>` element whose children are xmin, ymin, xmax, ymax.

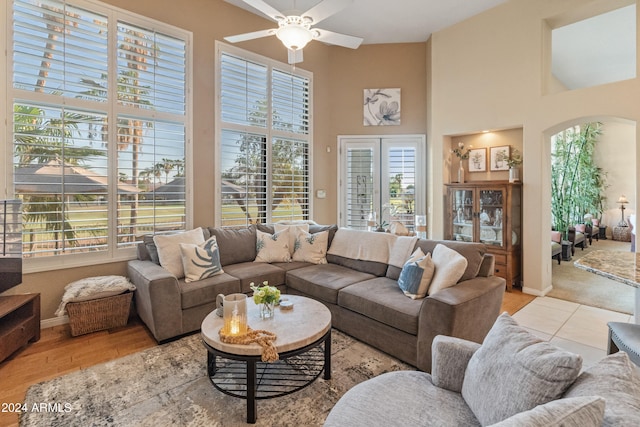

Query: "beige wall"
<box><xmin>5</xmin><ymin>0</ymin><xmax>427</xmax><ymax>320</ymax></box>
<box><xmin>428</xmin><ymin>0</ymin><xmax>639</xmax><ymax>295</ymax></box>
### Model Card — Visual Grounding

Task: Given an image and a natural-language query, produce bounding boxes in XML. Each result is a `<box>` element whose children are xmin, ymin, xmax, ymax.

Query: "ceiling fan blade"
<box><xmin>288</xmin><ymin>49</ymin><xmax>303</xmax><ymax>64</ymax></box>
<box><xmin>242</xmin><ymin>0</ymin><xmax>284</xmax><ymax>21</ymax></box>
<box><xmin>302</xmin><ymin>0</ymin><xmax>352</xmax><ymax>25</ymax></box>
<box><xmin>314</xmin><ymin>28</ymin><xmax>363</xmax><ymax>49</ymax></box>
<box><xmin>224</xmin><ymin>28</ymin><xmax>276</xmax><ymax>43</ymax></box>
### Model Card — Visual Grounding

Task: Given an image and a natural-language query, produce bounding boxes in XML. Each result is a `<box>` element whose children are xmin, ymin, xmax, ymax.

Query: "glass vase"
<box><xmin>260</xmin><ymin>301</ymin><xmax>276</xmax><ymax>319</ymax></box>
<box><xmin>458</xmin><ymin>162</ymin><xmax>465</xmax><ymax>184</ymax></box>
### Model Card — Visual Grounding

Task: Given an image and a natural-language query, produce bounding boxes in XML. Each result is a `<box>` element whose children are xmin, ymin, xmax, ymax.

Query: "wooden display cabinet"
<box><xmin>0</xmin><ymin>293</ymin><xmax>41</xmax><ymax>363</ymax></box>
<box><xmin>445</xmin><ymin>181</ymin><xmax>522</xmax><ymax>290</ymax></box>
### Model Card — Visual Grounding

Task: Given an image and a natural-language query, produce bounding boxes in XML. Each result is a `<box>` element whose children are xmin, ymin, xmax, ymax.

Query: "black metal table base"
<box><xmin>204</xmin><ymin>329</ymin><xmax>331</xmax><ymax>423</ymax></box>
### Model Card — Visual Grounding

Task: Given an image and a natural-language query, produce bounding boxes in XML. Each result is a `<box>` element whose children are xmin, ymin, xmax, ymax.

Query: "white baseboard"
<box><xmin>41</xmin><ymin>315</ymin><xmax>69</xmax><ymax>329</ymax></box>
<box><xmin>521</xmin><ymin>284</ymin><xmax>553</xmax><ymax>297</ymax></box>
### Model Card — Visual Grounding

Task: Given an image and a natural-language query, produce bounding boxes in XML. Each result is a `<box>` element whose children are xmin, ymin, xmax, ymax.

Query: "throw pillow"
<box><xmin>461</xmin><ymin>313</ymin><xmax>583</xmax><ymax>426</ymax></box>
<box><xmin>180</xmin><ymin>236</ymin><xmax>224</xmax><ymax>283</ymax></box>
<box><xmin>255</xmin><ymin>229</ymin><xmax>291</xmax><ymax>263</ymax></box>
<box><xmin>154</xmin><ymin>228</ymin><xmax>205</xmax><ymax>278</ymax></box>
<box><xmin>575</xmin><ymin>224</ymin><xmax>586</xmax><ymax>233</ymax></box>
<box><xmin>55</xmin><ymin>275</ymin><xmax>135</xmax><ymax>316</ymax></box>
<box><xmin>487</xmin><ymin>396</ymin><xmax>605</xmax><ymax>427</ymax></box>
<box><xmin>292</xmin><ymin>229</ymin><xmax>329</xmax><ymax>264</ymax></box>
<box><xmin>551</xmin><ymin>231</ymin><xmax>562</xmax><ymax>243</ymax></box>
<box><xmin>397</xmin><ymin>248</ymin><xmax>435</xmax><ymax>299</ymax></box>
<box><xmin>275</xmin><ymin>223</ymin><xmax>310</xmax><ymax>256</ymax></box>
<box><xmin>563</xmin><ymin>351</ymin><xmax>640</xmax><ymax>426</ymax></box>
<box><xmin>427</xmin><ymin>244</ymin><xmax>468</xmax><ymax>295</ymax></box>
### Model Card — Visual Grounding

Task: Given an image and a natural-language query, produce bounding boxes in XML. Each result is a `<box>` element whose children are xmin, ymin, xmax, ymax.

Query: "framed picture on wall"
<box><xmin>468</xmin><ymin>148</ymin><xmax>487</xmax><ymax>172</ymax></box>
<box><xmin>490</xmin><ymin>145</ymin><xmax>510</xmax><ymax>171</ymax></box>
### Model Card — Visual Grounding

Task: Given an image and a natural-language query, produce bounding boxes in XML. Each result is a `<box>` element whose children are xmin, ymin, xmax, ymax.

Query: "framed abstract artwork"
<box><xmin>364</xmin><ymin>88</ymin><xmax>401</xmax><ymax>126</ymax></box>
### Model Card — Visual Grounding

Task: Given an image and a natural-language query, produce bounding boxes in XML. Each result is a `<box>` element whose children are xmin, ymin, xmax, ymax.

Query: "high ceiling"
<box><xmin>224</xmin><ymin>0</ymin><xmax>636</xmax><ymax>90</ymax></box>
<box><xmin>224</xmin><ymin>0</ymin><xmax>508</xmax><ymax>44</ymax></box>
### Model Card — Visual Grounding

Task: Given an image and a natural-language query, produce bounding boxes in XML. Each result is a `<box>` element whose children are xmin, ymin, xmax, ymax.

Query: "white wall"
<box><xmin>428</xmin><ymin>0</ymin><xmax>640</xmax><ymax>295</ymax></box>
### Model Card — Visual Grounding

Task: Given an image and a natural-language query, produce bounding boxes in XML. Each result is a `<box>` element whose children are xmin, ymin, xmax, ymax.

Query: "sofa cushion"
<box><xmin>179</xmin><ymin>272</ymin><xmax>241</xmax><ymax>310</ymax></box>
<box><xmin>179</xmin><ymin>236</ymin><xmax>224</xmax><ymax>283</ymax></box>
<box><xmin>255</xmin><ymin>229</ymin><xmax>291</xmax><ymax>263</ymax></box>
<box><xmin>222</xmin><ymin>262</ymin><xmax>286</xmax><ymax>293</ymax></box>
<box><xmin>461</xmin><ymin>313</ymin><xmax>583</xmax><ymax>426</ymax></box>
<box><xmin>488</xmin><ymin>396</ymin><xmax>605</xmax><ymax>427</ymax></box>
<box><xmin>398</xmin><ymin>248</ymin><xmax>435</xmax><ymax>299</ymax></box>
<box><xmin>338</xmin><ymin>277</ymin><xmax>422</xmax><ymax>334</ymax></box>
<box><xmin>209</xmin><ymin>226</ymin><xmax>256</xmax><ymax>266</ymax></box>
<box><xmin>309</xmin><ymin>223</ymin><xmax>338</xmax><ymax>247</ymax></box>
<box><xmin>154</xmin><ymin>228</ymin><xmax>206</xmax><ymax>278</ymax></box>
<box><xmin>415</xmin><ymin>239</ymin><xmax>486</xmax><ymax>282</ymax></box>
<box><xmin>428</xmin><ymin>244</ymin><xmax>468</xmax><ymax>295</ymax></box>
<box><xmin>563</xmin><ymin>351</ymin><xmax>640</xmax><ymax>426</ymax></box>
<box><xmin>292</xmin><ymin>229</ymin><xmax>329</xmax><ymax>264</ymax></box>
<box><xmin>286</xmin><ymin>264</ymin><xmax>375</xmax><ymax>304</ymax></box>
<box><xmin>143</xmin><ymin>235</ymin><xmax>160</xmax><ymax>264</ymax></box>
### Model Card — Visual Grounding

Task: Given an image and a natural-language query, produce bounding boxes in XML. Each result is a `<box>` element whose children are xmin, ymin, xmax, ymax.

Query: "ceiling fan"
<box><xmin>225</xmin><ymin>0</ymin><xmax>363</xmax><ymax>64</ymax></box>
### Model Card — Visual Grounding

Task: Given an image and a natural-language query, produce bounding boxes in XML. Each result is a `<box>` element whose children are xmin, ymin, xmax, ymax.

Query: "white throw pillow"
<box><xmin>427</xmin><ymin>244</ymin><xmax>468</xmax><ymax>295</ymax></box>
<box><xmin>275</xmin><ymin>223</ymin><xmax>310</xmax><ymax>255</ymax></box>
<box><xmin>397</xmin><ymin>248</ymin><xmax>435</xmax><ymax>299</ymax></box>
<box><xmin>154</xmin><ymin>228</ymin><xmax>205</xmax><ymax>278</ymax></box>
<box><xmin>255</xmin><ymin>229</ymin><xmax>291</xmax><ymax>263</ymax></box>
<box><xmin>180</xmin><ymin>236</ymin><xmax>224</xmax><ymax>283</ymax></box>
<box><xmin>292</xmin><ymin>230</ymin><xmax>329</xmax><ymax>264</ymax></box>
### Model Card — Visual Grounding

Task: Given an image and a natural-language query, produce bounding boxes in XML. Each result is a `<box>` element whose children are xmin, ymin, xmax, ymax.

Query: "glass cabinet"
<box><xmin>445</xmin><ymin>181</ymin><xmax>522</xmax><ymax>289</ymax></box>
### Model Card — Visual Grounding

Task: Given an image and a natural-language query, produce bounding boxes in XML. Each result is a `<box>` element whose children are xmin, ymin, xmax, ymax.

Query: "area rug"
<box><xmin>21</xmin><ymin>330</ymin><xmax>410</xmax><ymax>426</ymax></box>
<box><xmin>548</xmin><ymin>239</ymin><xmax>634</xmax><ymax>314</ymax></box>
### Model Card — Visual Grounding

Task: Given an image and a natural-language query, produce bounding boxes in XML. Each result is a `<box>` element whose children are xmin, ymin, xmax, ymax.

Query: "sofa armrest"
<box><xmin>416</xmin><ymin>276</ymin><xmax>504</xmax><ymax>372</ymax></box>
<box><xmin>431</xmin><ymin>335</ymin><xmax>481</xmax><ymax>392</ymax></box>
<box><xmin>127</xmin><ymin>259</ymin><xmax>182</xmax><ymax>342</ymax></box>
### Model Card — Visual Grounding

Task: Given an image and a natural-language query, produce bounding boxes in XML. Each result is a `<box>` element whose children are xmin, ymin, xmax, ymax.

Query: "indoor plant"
<box><xmin>250</xmin><ymin>281</ymin><xmax>281</xmax><ymax>319</ymax></box>
<box><xmin>451</xmin><ymin>142</ymin><xmax>472</xmax><ymax>183</ymax></box>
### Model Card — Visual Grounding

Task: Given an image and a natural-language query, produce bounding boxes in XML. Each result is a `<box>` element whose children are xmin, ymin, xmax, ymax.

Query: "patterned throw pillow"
<box><xmin>397</xmin><ymin>248</ymin><xmax>435</xmax><ymax>299</ymax></box>
<box><xmin>427</xmin><ymin>244</ymin><xmax>468</xmax><ymax>295</ymax></box>
<box><xmin>179</xmin><ymin>236</ymin><xmax>224</xmax><ymax>283</ymax></box>
<box><xmin>292</xmin><ymin>230</ymin><xmax>329</xmax><ymax>264</ymax></box>
<box><xmin>275</xmin><ymin>223</ymin><xmax>310</xmax><ymax>255</ymax></box>
<box><xmin>255</xmin><ymin>229</ymin><xmax>291</xmax><ymax>263</ymax></box>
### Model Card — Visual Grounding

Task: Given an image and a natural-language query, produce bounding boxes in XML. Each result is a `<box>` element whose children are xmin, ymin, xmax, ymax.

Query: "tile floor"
<box><xmin>512</xmin><ymin>296</ymin><xmax>633</xmax><ymax>369</ymax></box>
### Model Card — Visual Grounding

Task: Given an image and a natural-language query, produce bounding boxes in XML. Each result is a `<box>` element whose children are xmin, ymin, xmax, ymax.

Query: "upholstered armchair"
<box><xmin>567</xmin><ymin>226</ymin><xmax>586</xmax><ymax>255</ymax></box>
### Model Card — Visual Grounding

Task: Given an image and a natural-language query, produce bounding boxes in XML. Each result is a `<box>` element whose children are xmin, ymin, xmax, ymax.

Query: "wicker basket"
<box><xmin>67</xmin><ymin>291</ymin><xmax>133</xmax><ymax>336</ymax></box>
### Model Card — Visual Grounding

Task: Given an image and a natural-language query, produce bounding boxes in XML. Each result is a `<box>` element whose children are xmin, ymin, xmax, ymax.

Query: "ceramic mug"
<box><xmin>216</xmin><ymin>294</ymin><xmax>224</xmax><ymax>317</ymax></box>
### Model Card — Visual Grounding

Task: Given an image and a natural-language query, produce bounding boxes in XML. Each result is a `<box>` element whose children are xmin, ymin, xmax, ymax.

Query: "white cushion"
<box><xmin>255</xmin><ymin>229</ymin><xmax>291</xmax><ymax>263</ymax></box>
<box><xmin>275</xmin><ymin>223</ymin><xmax>310</xmax><ymax>255</ymax></box>
<box><xmin>180</xmin><ymin>236</ymin><xmax>224</xmax><ymax>283</ymax></box>
<box><xmin>292</xmin><ymin>230</ymin><xmax>329</xmax><ymax>264</ymax></box>
<box><xmin>154</xmin><ymin>228</ymin><xmax>206</xmax><ymax>278</ymax></box>
<box><xmin>397</xmin><ymin>248</ymin><xmax>435</xmax><ymax>299</ymax></box>
<box><xmin>427</xmin><ymin>244</ymin><xmax>468</xmax><ymax>295</ymax></box>
<box><xmin>55</xmin><ymin>275</ymin><xmax>135</xmax><ymax>316</ymax></box>
<box><xmin>488</xmin><ymin>396</ymin><xmax>605</xmax><ymax>427</ymax></box>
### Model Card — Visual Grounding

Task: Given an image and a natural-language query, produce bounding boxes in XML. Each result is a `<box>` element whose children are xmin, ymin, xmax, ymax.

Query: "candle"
<box><xmin>229</xmin><ymin>306</ymin><xmax>240</xmax><ymax>335</ymax></box>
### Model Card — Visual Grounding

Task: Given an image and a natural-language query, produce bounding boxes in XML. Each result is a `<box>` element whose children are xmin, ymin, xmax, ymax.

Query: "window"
<box><xmin>9</xmin><ymin>0</ymin><xmax>191</xmax><ymax>264</ymax></box>
<box><xmin>217</xmin><ymin>44</ymin><xmax>312</xmax><ymax>226</ymax></box>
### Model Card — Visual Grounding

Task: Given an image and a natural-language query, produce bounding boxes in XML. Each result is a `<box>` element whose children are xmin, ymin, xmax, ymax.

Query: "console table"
<box><xmin>0</xmin><ymin>293</ymin><xmax>41</xmax><ymax>363</ymax></box>
<box><xmin>574</xmin><ymin>251</ymin><xmax>639</xmax><ymax>323</ymax></box>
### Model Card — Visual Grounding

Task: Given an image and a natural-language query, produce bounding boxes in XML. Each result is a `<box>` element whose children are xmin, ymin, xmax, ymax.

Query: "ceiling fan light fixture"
<box><xmin>276</xmin><ymin>22</ymin><xmax>313</xmax><ymax>50</ymax></box>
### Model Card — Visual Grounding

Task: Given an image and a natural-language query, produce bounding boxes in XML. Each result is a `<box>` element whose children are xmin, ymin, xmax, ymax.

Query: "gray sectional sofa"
<box><xmin>127</xmin><ymin>224</ymin><xmax>505</xmax><ymax>372</ymax></box>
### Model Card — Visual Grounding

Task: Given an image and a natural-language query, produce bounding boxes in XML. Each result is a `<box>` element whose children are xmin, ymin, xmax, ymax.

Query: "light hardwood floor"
<box><xmin>0</xmin><ymin>290</ymin><xmax>534</xmax><ymax>427</ymax></box>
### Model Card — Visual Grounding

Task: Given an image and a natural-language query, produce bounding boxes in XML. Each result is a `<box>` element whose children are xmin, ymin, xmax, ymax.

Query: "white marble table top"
<box><xmin>201</xmin><ymin>295</ymin><xmax>331</xmax><ymax>356</ymax></box>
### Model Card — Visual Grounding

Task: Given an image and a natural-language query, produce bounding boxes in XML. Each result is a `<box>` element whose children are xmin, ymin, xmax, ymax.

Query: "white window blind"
<box><xmin>218</xmin><ymin>48</ymin><xmax>311</xmax><ymax>226</ymax></box>
<box><xmin>10</xmin><ymin>0</ymin><xmax>190</xmax><ymax>262</ymax></box>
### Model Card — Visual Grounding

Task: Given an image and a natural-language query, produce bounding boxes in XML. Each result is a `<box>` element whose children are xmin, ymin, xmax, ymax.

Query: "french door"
<box><xmin>338</xmin><ymin>135</ymin><xmax>426</xmax><ymax>232</ymax></box>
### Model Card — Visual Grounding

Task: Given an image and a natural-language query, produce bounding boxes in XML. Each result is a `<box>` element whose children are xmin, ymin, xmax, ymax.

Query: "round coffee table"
<box><xmin>201</xmin><ymin>295</ymin><xmax>332</xmax><ymax>424</ymax></box>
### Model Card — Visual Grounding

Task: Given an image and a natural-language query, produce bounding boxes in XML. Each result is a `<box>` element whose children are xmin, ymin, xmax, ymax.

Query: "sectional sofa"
<box><xmin>127</xmin><ymin>224</ymin><xmax>505</xmax><ymax>372</ymax></box>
